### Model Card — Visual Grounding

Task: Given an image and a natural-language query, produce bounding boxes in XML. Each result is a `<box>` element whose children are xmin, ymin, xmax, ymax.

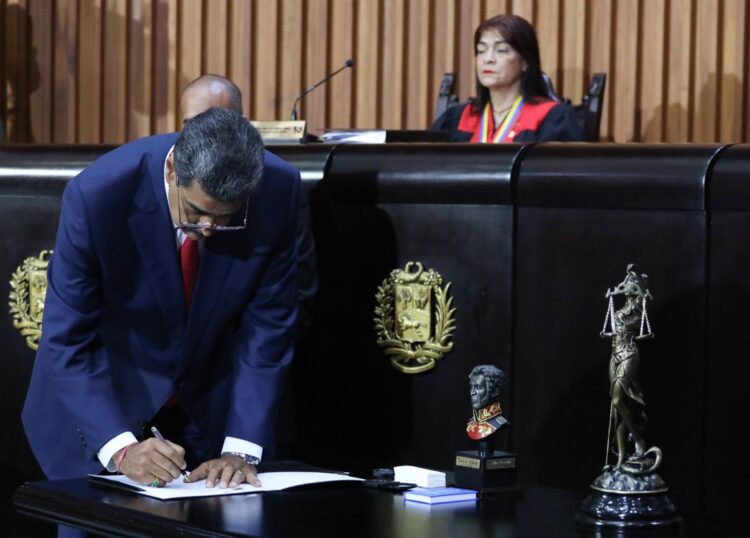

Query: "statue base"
<box><xmin>454</xmin><ymin>450</ymin><xmax>516</xmax><ymax>490</ymax></box>
<box><xmin>576</xmin><ymin>467</ymin><xmax>682</xmax><ymax>532</ymax></box>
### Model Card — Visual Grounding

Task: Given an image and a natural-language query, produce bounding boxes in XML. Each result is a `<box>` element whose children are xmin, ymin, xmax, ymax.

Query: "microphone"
<box><xmin>290</xmin><ymin>59</ymin><xmax>355</xmax><ymax>120</ymax></box>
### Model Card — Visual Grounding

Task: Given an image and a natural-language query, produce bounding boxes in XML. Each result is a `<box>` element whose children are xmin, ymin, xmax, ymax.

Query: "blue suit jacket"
<box><xmin>22</xmin><ymin>133</ymin><xmax>300</xmax><ymax>479</ymax></box>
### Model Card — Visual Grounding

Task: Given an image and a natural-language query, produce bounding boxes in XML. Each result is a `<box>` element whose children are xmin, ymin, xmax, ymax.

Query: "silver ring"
<box><xmin>235</xmin><ymin>469</ymin><xmax>245</xmax><ymax>477</ymax></box>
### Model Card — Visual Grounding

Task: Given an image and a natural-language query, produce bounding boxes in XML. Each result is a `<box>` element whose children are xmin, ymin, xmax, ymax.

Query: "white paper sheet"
<box><xmin>318</xmin><ymin>130</ymin><xmax>387</xmax><ymax>143</ymax></box>
<box><xmin>89</xmin><ymin>471</ymin><xmax>363</xmax><ymax>500</ymax></box>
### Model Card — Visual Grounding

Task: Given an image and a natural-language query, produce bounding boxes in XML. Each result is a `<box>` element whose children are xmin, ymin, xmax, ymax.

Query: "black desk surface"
<box><xmin>12</xmin><ymin>462</ymin><xmax>721</xmax><ymax>537</ymax></box>
<box><xmin>22</xmin><ymin>477</ymin><xmax>747</xmax><ymax>538</ymax></box>
<box><xmin>13</xmin><ymin>461</ymin><xmax>592</xmax><ymax>538</ymax></box>
<box><xmin>14</xmin><ymin>479</ymin><xmax>585</xmax><ymax>538</ymax></box>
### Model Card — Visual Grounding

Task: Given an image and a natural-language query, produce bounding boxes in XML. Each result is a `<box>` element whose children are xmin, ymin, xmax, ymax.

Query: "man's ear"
<box><xmin>166</xmin><ymin>151</ymin><xmax>177</xmax><ymax>185</ymax></box>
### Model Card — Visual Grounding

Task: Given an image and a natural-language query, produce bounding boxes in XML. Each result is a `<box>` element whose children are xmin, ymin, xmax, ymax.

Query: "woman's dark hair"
<box><xmin>472</xmin><ymin>14</ymin><xmax>550</xmax><ymax>114</ymax></box>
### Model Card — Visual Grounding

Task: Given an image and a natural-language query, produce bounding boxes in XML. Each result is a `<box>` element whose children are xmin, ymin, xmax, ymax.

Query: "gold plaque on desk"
<box><xmin>9</xmin><ymin>250</ymin><xmax>52</xmax><ymax>351</ymax></box>
<box><xmin>251</xmin><ymin>121</ymin><xmax>306</xmax><ymax>143</ymax></box>
<box><xmin>374</xmin><ymin>262</ymin><xmax>455</xmax><ymax>374</ymax></box>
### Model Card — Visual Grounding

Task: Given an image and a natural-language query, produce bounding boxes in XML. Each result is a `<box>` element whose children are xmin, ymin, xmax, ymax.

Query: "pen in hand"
<box><xmin>150</xmin><ymin>426</ymin><xmax>189</xmax><ymax>478</ymax></box>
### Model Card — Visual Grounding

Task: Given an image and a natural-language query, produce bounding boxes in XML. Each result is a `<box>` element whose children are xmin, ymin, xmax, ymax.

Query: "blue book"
<box><xmin>402</xmin><ymin>486</ymin><xmax>477</xmax><ymax>504</ymax></box>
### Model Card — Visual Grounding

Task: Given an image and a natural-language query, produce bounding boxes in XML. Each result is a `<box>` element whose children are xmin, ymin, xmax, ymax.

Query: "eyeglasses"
<box><xmin>175</xmin><ymin>181</ymin><xmax>248</xmax><ymax>232</ymax></box>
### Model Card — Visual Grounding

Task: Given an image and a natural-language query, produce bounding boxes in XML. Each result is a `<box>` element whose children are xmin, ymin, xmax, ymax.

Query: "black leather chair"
<box><xmin>435</xmin><ymin>73</ymin><xmax>459</xmax><ymax>120</ymax></box>
<box><xmin>572</xmin><ymin>73</ymin><xmax>606</xmax><ymax>142</ymax></box>
<box><xmin>435</xmin><ymin>72</ymin><xmax>607</xmax><ymax>142</ymax></box>
<box><xmin>541</xmin><ymin>72</ymin><xmax>561</xmax><ymax>102</ymax></box>
<box><xmin>535</xmin><ymin>71</ymin><xmax>608</xmax><ymax>142</ymax></box>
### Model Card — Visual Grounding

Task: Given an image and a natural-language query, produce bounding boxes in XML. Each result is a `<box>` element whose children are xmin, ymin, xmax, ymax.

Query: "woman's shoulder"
<box><xmin>524</xmin><ymin>97</ymin><xmax>559</xmax><ymax>114</ymax></box>
<box><xmin>511</xmin><ymin>98</ymin><xmax>584</xmax><ymax>142</ymax></box>
<box><xmin>535</xmin><ymin>101</ymin><xmax>585</xmax><ymax>141</ymax></box>
<box><xmin>455</xmin><ymin>102</ymin><xmax>483</xmax><ymax>130</ymax></box>
<box><xmin>432</xmin><ymin>102</ymin><xmax>473</xmax><ymax>129</ymax></box>
<box><xmin>431</xmin><ymin>102</ymin><xmax>476</xmax><ymax>142</ymax></box>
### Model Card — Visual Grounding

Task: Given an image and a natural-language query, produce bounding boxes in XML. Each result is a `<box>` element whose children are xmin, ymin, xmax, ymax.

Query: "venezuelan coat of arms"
<box><xmin>9</xmin><ymin>250</ymin><xmax>52</xmax><ymax>351</ymax></box>
<box><xmin>374</xmin><ymin>262</ymin><xmax>456</xmax><ymax>374</ymax></box>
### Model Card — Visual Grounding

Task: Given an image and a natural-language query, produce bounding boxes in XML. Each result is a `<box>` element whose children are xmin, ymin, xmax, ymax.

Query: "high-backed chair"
<box><xmin>435</xmin><ymin>73</ymin><xmax>459</xmax><ymax>120</ymax></box>
<box><xmin>573</xmin><ymin>73</ymin><xmax>606</xmax><ymax>142</ymax></box>
<box><xmin>541</xmin><ymin>72</ymin><xmax>561</xmax><ymax>102</ymax></box>
<box><xmin>539</xmin><ymin>72</ymin><xmax>607</xmax><ymax>142</ymax></box>
<box><xmin>434</xmin><ymin>72</ymin><xmax>607</xmax><ymax>142</ymax></box>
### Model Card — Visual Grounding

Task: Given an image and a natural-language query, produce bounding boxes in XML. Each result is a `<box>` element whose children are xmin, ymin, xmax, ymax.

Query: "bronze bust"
<box><xmin>454</xmin><ymin>364</ymin><xmax>517</xmax><ymax>490</ymax></box>
<box><xmin>466</xmin><ymin>365</ymin><xmax>508</xmax><ymax>441</ymax></box>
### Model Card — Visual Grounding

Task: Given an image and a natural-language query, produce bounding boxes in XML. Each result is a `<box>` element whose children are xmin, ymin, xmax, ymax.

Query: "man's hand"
<box><xmin>118</xmin><ymin>438</ymin><xmax>187</xmax><ymax>486</ymax></box>
<box><xmin>185</xmin><ymin>454</ymin><xmax>261</xmax><ymax>488</ymax></box>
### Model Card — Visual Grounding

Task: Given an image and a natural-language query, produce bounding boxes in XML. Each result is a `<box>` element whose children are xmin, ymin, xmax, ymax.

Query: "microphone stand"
<box><xmin>290</xmin><ymin>59</ymin><xmax>355</xmax><ymax>121</ymax></box>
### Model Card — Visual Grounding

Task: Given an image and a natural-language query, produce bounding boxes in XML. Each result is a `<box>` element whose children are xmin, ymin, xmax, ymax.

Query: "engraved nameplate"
<box><xmin>486</xmin><ymin>457</ymin><xmax>516</xmax><ymax>470</ymax></box>
<box><xmin>251</xmin><ymin>120</ymin><xmax>306</xmax><ymax>142</ymax></box>
<box><xmin>455</xmin><ymin>456</ymin><xmax>480</xmax><ymax>469</ymax></box>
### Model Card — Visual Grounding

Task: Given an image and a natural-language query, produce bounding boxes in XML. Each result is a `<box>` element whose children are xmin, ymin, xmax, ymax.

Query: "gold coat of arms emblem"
<box><xmin>9</xmin><ymin>250</ymin><xmax>52</xmax><ymax>351</ymax></box>
<box><xmin>374</xmin><ymin>262</ymin><xmax>456</xmax><ymax>374</ymax></box>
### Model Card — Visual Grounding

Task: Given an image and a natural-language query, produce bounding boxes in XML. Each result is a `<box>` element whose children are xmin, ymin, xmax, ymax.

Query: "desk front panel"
<box><xmin>514</xmin><ymin>143</ymin><xmax>720</xmax><ymax>524</ymax></box>
<box><xmin>1</xmin><ymin>142</ymin><xmax>747</xmax><ymax>535</ymax></box>
<box><xmin>295</xmin><ymin>144</ymin><xmax>519</xmax><ymax>472</ymax></box>
<box><xmin>705</xmin><ymin>144</ymin><xmax>750</xmax><ymax>524</ymax></box>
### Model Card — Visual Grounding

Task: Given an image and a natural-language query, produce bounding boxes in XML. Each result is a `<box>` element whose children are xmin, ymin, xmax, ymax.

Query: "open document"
<box><xmin>89</xmin><ymin>471</ymin><xmax>363</xmax><ymax>500</ymax></box>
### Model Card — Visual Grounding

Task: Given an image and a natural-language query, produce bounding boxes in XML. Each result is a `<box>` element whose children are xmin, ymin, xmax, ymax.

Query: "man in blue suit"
<box><xmin>22</xmin><ymin>108</ymin><xmax>298</xmax><ymax>498</ymax></box>
<box><xmin>181</xmin><ymin>74</ymin><xmax>317</xmax><ymax>336</ymax></box>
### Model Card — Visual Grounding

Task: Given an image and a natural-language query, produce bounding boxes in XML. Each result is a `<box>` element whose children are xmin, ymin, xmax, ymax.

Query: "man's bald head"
<box><xmin>180</xmin><ymin>74</ymin><xmax>243</xmax><ymax>123</ymax></box>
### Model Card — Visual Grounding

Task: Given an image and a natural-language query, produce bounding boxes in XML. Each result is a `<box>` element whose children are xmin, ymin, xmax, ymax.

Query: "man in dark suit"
<box><xmin>181</xmin><ymin>74</ymin><xmax>317</xmax><ymax>335</ymax></box>
<box><xmin>178</xmin><ymin>75</ymin><xmax>318</xmax><ymax>461</ymax></box>
<box><xmin>22</xmin><ymin>108</ymin><xmax>299</xmax><ymax>500</ymax></box>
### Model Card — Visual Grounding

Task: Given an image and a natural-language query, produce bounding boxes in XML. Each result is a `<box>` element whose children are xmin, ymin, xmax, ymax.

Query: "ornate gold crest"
<box><xmin>374</xmin><ymin>262</ymin><xmax>456</xmax><ymax>374</ymax></box>
<box><xmin>9</xmin><ymin>250</ymin><xmax>52</xmax><ymax>351</ymax></box>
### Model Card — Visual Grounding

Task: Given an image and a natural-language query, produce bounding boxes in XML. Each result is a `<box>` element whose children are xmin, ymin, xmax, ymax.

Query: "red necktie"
<box><xmin>180</xmin><ymin>238</ymin><xmax>199</xmax><ymax>311</ymax></box>
<box><xmin>164</xmin><ymin>238</ymin><xmax>199</xmax><ymax>409</ymax></box>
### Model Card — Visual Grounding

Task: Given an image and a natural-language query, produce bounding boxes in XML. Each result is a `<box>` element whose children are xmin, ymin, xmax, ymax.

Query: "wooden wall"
<box><xmin>1</xmin><ymin>0</ymin><xmax>748</xmax><ymax>144</ymax></box>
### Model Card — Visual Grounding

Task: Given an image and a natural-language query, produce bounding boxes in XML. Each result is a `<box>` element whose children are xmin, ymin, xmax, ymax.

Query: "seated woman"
<box><xmin>432</xmin><ymin>14</ymin><xmax>583</xmax><ymax>143</ymax></box>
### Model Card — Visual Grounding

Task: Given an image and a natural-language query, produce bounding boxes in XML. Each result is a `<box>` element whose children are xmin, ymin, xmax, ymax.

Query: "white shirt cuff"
<box><xmin>221</xmin><ymin>436</ymin><xmax>263</xmax><ymax>461</ymax></box>
<box><xmin>97</xmin><ymin>432</ymin><xmax>139</xmax><ymax>472</ymax></box>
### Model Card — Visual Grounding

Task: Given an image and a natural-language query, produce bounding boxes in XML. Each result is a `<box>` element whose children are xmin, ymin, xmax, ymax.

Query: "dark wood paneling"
<box><xmin>1</xmin><ymin>142</ymin><xmax>748</xmax><ymax>535</ymax></box>
<box><xmin>513</xmin><ymin>143</ymin><xmax>723</xmax><ymax>529</ymax></box>
<box><xmin>292</xmin><ymin>144</ymin><xmax>520</xmax><ymax>472</ymax></box>
<box><xmin>705</xmin><ymin>144</ymin><xmax>750</xmax><ymax>527</ymax></box>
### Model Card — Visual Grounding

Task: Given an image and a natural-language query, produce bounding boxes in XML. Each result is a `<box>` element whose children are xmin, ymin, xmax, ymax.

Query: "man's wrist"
<box><xmin>222</xmin><ymin>451</ymin><xmax>260</xmax><ymax>466</ymax></box>
<box><xmin>98</xmin><ymin>431</ymin><xmax>139</xmax><ymax>472</ymax></box>
<box><xmin>114</xmin><ymin>443</ymin><xmax>137</xmax><ymax>473</ymax></box>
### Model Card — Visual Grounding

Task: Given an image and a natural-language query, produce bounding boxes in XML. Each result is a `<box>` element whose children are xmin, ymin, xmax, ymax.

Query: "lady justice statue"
<box><xmin>578</xmin><ymin>264</ymin><xmax>681</xmax><ymax>530</ymax></box>
<box><xmin>600</xmin><ymin>263</ymin><xmax>660</xmax><ymax>474</ymax></box>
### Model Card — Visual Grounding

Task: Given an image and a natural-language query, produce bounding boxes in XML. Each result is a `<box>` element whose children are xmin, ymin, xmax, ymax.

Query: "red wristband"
<box><xmin>114</xmin><ymin>443</ymin><xmax>135</xmax><ymax>473</ymax></box>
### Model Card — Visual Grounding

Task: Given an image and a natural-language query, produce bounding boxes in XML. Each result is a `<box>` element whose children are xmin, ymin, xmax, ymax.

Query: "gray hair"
<box><xmin>173</xmin><ymin>107</ymin><xmax>263</xmax><ymax>203</ymax></box>
<box><xmin>469</xmin><ymin>365</ymin><xmax>507</xmax><ymax>401</ymax></box>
